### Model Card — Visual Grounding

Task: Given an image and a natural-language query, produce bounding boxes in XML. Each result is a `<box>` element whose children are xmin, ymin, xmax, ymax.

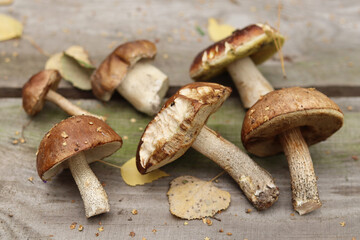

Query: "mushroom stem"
<box><xmin>45</xmin><ymin>89</ymin><xmax>106</xmax><ymax>121</ymax></box>
<box><xmin>226</xmin><ymin>57</ymin><xmax>273</xmax><ymax>108</ymax></box>
<box><xmin>68</xmin><ymin>151</ymin><xmax>110</xmax><ymax>218</ymax></box>
<box><xmin>192</xmin><ymin>125</ymin><xmax>279</xmax><ymax>210</ymax></box>
<box><xmin>279</xmin><ymin>127</ymin><xmax>322</xmax><ymax>215</ymax></box>
<box><xmin>117</xmin><ymin>61</ymin><xmax>169</xmax><ymax>116</ymax></box>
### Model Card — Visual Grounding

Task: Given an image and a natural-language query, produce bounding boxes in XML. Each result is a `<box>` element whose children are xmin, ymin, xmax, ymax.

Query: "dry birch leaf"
<box><xmin>167</xmin><ymin>175</ymin><xmax>230</xmax><ymax>220</ymax></box>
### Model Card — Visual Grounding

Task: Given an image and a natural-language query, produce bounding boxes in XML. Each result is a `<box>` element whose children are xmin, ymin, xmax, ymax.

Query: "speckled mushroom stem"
<box><xmin>68</xmin><ymin>151</ymin><xmax>110</xmax><ymax>218</ymax></box>
<box><xmin>226</xmin><ymin>57</ymin><xmax>273</xmax><ymax>108</ymax></box>
<box><xmin>279</xmin><ymin>127</ymin><xmax>322</xmax><ymax>215</ymax></box>
<box><xmin>45</xmin><ymin>90</ymin><xmax>106</xmax><ymax>121</ymax></box>
<box><xmin>117</xmin><ymin>61</ymin><xmax>169</xmax><ymax>116</ymax></box>
<box><xmin>192</xmin><ymin>126</ymin><xmax>279</xmax><ymax>210</ymax></box>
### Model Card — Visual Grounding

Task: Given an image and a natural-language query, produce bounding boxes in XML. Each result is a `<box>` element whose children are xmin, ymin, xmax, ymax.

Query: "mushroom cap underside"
<box><xmin>190</xmin><ymin>23</ymin><xmax>285</xmax><ymax>81</ymax></box>
<box><xmin>136</xmin><ymin>82</ymin><xmax>232</xmax><ymax>174</ymax></box>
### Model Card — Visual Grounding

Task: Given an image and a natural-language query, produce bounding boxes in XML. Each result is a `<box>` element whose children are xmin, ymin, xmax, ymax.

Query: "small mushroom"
<box><xmin>91</xmin><ymin>40</ymin><xmax>169</xmax><ymax>116</ymax></box>
<box><xmin>22</xmin><ymin>69</ymin><xmax>105</xmax><ymax>120</ymax></box>
<box><xmin>189</xmin><ymin>23</ymin><xmax>285</xmax><ymax>108</ymax></box>
<box><xmin>242</xmin><ymin>87</ymin><xmax>344</xmax><ymax>215</ymax></box>
<box><xmin>136</xmin><ymin>82</ymin><xmax>279</xmax><ymax>210</ymax></box>
<box><xmin>37</xmin><ymin>115</ymin><xmax>122</xmax><ymax>218</ymax></box>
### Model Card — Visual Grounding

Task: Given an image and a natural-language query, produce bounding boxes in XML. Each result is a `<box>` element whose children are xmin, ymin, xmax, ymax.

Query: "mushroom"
<box><xmin>22</xmin><ymin>69</ymin><xmax>105</xmax><ymax>120</ymax></box>
<box><xmin>241</xmin><ymin>87</ymin><xmax>344</xmax><ymax>215</ymax></box>
<box><xmin>136</xmin><ymin>82</ymin><xmax>279</xmax><ymax>210</ymax></box>
<box><xmin>189</xmin><ymin>23</ymin><xmax>285</xmax><ymax>108</ymax></box>
<box><xmin>91</xmin><ymin>40</ymin><xmax>169</xmax><ymax>116</ymax></box>
<box><xmin>37</xmin><ymin>115</ymin><xmax>122</xmax><ymax>218</ymax></box>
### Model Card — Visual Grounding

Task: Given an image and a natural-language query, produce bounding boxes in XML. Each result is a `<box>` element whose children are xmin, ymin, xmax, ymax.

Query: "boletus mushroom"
<box><xmin>242</xmin><ymin>87</ymin><xmax>344</xmax><ymax>215</ymax></box>
<box><xmin>91</xmin><ymin>40</ymin><xmax>169</xmax><ymax>116</ymax></box>
<box><xmin>37</xmin><ymin>115</ymin><xmax>122</xmax><ymax>218</ymax></box>
<box><xmin>22</xmin><ymin>69</ymin><xmax>105</xmax><ymax>120</ymax></box>
<box><xmin>137</xmin><ymin>82</ymin><xmax>279</xmax><ymax>210</ymax></box>
<box><xmin>189</xmin><ymin>23</ymin><xmax>285</xmax><ymax>108</ymax></box>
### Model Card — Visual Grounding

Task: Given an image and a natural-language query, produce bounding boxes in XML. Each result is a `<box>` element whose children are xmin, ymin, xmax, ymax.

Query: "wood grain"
<box><xmin>0</xmin><ymin>0</ymin><xmax>359</xmax><ymax>239</ymax></box>
<box><xmin>0</xmin><ymin>97</ymin><xmax>359</xmax><ymax>239</ymax></box>
<box><xmin>0</xmin><ymin>0</ymin><xmax>359</xmax><ymax>89</ymax></box>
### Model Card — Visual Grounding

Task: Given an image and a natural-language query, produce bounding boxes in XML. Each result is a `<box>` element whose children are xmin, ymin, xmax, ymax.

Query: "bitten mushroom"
<box><xmin>22</xmin><ymin>69</ymin><xmax>105</xmax><ymax>120</ymax></box>
<box><xmin>242</xmin><ymin>87</ymin><xmax>344</xmax><ymax>215</ymax></box>
<box><xmin>137</xmin><ymin>82</ymin><xmax>279</xmax><ymax>210</ymax></box>
<box><xmin>91</xmin><ymin>40</ymin><xmax>169</xmax><ymax>116</ymax></box>
<box><xmin>189</xmin><ymin>23</ymin><xmax>285</xmax><ymax>108</ymax></box>
<box><xmin>37</xmin><ymin>115</ymin><xmax>122</xmax><ymax>218</ymax></box>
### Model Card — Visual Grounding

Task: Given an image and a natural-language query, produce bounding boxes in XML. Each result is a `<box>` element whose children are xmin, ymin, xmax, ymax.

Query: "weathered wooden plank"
<box><xmin>0</xmin><ymin>97</ymin><xmax>359</xmax><ymax>239</ymax></box>
<box><xmin>0</xmin><ymin>0</ymin><xmax>359</xmax><ymax>89</ymax></box>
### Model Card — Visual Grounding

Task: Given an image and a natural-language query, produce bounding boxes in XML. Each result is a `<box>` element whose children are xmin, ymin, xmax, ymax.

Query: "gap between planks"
<box><xmin>1</xmin><ymin>85</ymin><xmax>360</xmax><ymax>99</ymax></box>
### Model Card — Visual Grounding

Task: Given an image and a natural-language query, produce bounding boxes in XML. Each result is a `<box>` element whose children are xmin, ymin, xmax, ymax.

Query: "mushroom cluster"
<box><xmin>22</xmin><ymin>23</ymin><xmax>344</xmax><ymax>220</ymax></box>
<box><xmin>189</xmin><ymin>23</ymin><xmax>344</xmax><ymax>215</ymax></box>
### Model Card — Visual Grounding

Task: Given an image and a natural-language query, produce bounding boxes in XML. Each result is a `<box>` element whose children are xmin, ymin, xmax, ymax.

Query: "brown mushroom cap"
<box><xmin>241</xmin><ymin>87</ymin><xmax>344</xmax><ymax>157</ymax></box>
<box><xmin>22</xmin><ymin>69</ymin><xmax>61</xmax><ymax>116</ymax></box>
<box><xmin>37</xmin><ymin>115</ymin><xmax>122</xmax><ymax>180</ymax></box>
<box><xmin>136</xmin><ymin>82</ymin><xmax>232</xmax><ymax>173</ymax></box>
<box><xmin>91</xmin><ymin>40</ymin><xmax>157</xmax><ymax>101</ymax></box>
<box><xmin>189</xmin><ymin>23</ymin><xmax>285</xmax><ymax>81</ymax></box>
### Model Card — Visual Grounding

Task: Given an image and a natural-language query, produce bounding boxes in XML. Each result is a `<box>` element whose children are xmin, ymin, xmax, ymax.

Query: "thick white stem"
<box><xmin>46</xmin><ymin>90</ymin><xmax>106</xmax><ymax>121</ymax></box>
<box><xmin>279</xmin><ymin>127</ymin><xmax>322</xmax><ymax>215</ymax></box>
<box><xmin>68</xmin><ymin>152</ymin><xmax>110</xmax><ymax>218</ymax></box>
<box><xmin>192</xmin><ymin>126</ymin><xmax>279</xmax><ymax>210</ymax></box>
<box><xmin>226</xmin><ymin>57</ymin><xmax>273</xmax><ymax>108</ymax></box>
<box><xmin>117</xmin><ymin>61</ymin><xmax>169</xmax><ymax>116</ymax></box>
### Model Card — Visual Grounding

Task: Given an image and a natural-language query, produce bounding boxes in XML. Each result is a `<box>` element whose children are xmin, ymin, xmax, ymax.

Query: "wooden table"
<box><xmin>1</xmin><ymin>0</ymin><xmax>359</xmax><ymax>239</ymax></box>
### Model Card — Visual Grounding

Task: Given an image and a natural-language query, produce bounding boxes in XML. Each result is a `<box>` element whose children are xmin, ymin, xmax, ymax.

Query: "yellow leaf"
<box><xmin>0</xmin><ymin>14</ymin><xmax>23</xmax><ymax>41</ymax></box>
<box><xmin>45</xmin><ymin>50</ymin><xmax>93</xmax><ymax>90</ymax></box>
<box><xmin>65</xmin><ymin>45</ymin><xmax>95</xmax><ymax>69</ymax></box>
<box><xmin>207</xmin><ymin>18</ymin><xmax>235</xmax><ymax>42</ymax></box>
<box><xmin>167</xmin><ymin>176</ymin><xmax>231</xmax><ymax>220</ymax></box>
<box><xmin>0</xmin><ymin>0</ymin><xmax>13</xmax><ymax>6</ymax></box>
<box><xmin>121</xmin><ymin>157</ymin><xmax>169</xmax><ymax>186</ymax></box>
<box><xmin>45</xmin><ymin>52</ymin><xmax>63</xmax><ymax>71</ymax></box>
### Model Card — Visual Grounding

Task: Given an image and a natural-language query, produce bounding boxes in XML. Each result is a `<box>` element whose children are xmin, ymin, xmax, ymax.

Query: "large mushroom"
<box><xmin>91</xmin><ymin>40</ymin><xmax>169</xmax><ymax>116</ymax></box>
<box><xmin>189</xmin><ymin>23</ymin><xmax>285</xmax><ymax>108</ymax></box>
<box><xmin>136</xmin><ymin>82</ymin><xmax>279</xmax><ymax>210</ymax></box>
<box><xmin>37</xmin><ymin>115</ymin><xmax>122</xmax><ymax>218</ymax></box>
<box><xmin>242</xmin><ymin>87</ymin><xmax>344</xmax><ymax>215</ymax></box>
<box><xmin>22</xmin><ymin>69</ymin><xmax>105</xmax><ymax>120</ymax></box>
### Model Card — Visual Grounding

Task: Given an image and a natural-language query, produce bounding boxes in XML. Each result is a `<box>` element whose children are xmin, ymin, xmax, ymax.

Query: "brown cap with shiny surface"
<box><xmin>37</xmin><ymin>115</ymin><xmax>122</xmax><ymax>180</ymax></box>
<box><xmin>241</xmin><ymin>87</ymin><xmax>344</xmax><ymax>157</ymax></box>
<box><xmin>22</xmin><ymin>69</ymin><xmax>61</xmax><ymax>116</ymax></box>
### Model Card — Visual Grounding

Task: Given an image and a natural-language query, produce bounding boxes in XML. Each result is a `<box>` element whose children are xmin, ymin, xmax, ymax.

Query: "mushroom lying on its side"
<box><xmin>137</xmin><ymin>82</ymin><xmax>279</xmax><ymax>210</ymax></box>
<box><xmin>190</xmin><ymin>23</ymin><xmax>285</xmax><ymax>108</ymax></box>
<box><xmin>91</xmin><ymin>40</ymin><xmax>169</xmax><ymax>116</ymax></box>
<box><xmin>37</xmin><ymin>115</ymin><xmax>122</xmax><ymax>218</ymax></box>
<box><xmin>242</xmin><ymin>87</ymin><xmax>344</xmax><ymax>215</ymax></box>
<box><xmin>22</xmin><ymin>69</ymin><xmax>105</xmax><ymax>120</ymax></box>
